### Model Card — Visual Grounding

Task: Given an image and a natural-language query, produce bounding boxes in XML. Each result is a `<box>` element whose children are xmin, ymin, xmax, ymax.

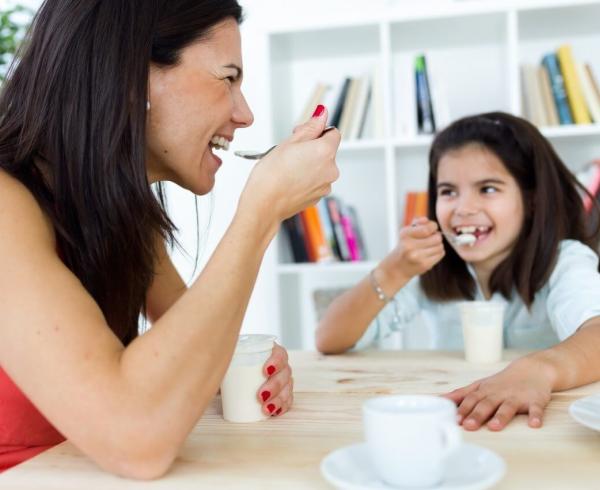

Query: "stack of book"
<box><xmin>521</xmin><ymin>45</ymin><xmax>600</xmax><ymax>127</ymax></box>
<box><xmin>282</xmin><ymin>196</ymin><xmax>367</xmax><ymax>264</ymax></box>
<box><xmin>297</xmin><ymin>70</ymin><xmax>384</xmax><ymax>141</ymax></box>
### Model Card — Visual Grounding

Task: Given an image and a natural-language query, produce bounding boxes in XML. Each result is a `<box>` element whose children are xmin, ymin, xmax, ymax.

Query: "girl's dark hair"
<box><xmin>0</xmin><ymin>0</ymin><xmax>243</xmax><ymax>345</ymax></box>
<box><xmin>421</xmin><ymin>111</ymin><xmax>600</xmax><ymax>306</ymax></box>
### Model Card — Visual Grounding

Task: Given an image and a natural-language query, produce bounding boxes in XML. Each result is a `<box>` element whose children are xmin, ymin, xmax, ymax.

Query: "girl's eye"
<box><xmin>481</xmin><ymin>186</ymin><xmax>497</xmax><ymax>194</ymax></box>
<box><xmin>438</xmin><ymin>188</ymin><xmax>455</xmax><ymax>197</ymax></box>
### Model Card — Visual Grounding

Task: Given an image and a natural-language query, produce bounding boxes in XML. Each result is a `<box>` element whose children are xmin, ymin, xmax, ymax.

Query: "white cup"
<box><xmin>220</xmin><ymin>334</ymin><xmax>276</xmax><ymax>423</ymax></box>
<box><xmin>363</xmin><ymin>395</ymin><xmax>461</xmax><ymax>488</ymax></box>
<box><xmin>459</xmin><ymin>301</ymin><xmax>505</xmax><ymax>364</ymax></box>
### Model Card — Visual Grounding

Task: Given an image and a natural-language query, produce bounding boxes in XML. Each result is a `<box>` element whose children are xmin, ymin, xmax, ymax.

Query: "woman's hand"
<box><xmin>377</xmin><ymin>217</ymin><xmax>445</xmax><ymax>287</ymax></box>
<box><xmin>443</xmin><ymin>356</ymin><xmax>555</xmax><ymax>431</ymax></box>
<box><xmin>257</xmin><ymin>343</ymin><xmax>293</xmax><ymax>417</ymax></box>
<box><xmin>240</xmin><ymin>106</ymin><xmax>341</xmax><ymax>223</ymax></box>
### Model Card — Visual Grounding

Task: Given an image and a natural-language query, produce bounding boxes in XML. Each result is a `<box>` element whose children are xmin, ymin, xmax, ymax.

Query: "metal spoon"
<box><xmin>234</xmin><ymin>126</ymin><xmax>337</xmax><ymax>160</ymax></box>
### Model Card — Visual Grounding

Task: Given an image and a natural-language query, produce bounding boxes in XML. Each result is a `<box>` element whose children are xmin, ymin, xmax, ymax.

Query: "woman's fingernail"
<box><xmin>456</xmin><ymin>414</ymin><xmax>463</xmax><ymax>424</ymax></box>
<box><xmin>312</xmin><ymin>104</ymin><xmax>325</xmax><ymax>118</ymax></box>
<box><xmin>267</xmin><ymin>403</ymin><xmax>276</xmax><ymax>414</ymax></box>
<box><xmin>490</xmin><ymin>418</ymin><xmax>500</xmax><ymax>426</ymax></box>
<box><xmin>261</xmin><ymin>391</ymin><xmax>271</xmax><ymax>402</ymax></box>
<box><xmin>267</xmin><ymin>365</ymin><xmax>276</xmax><ymax>376</ymax></box>
<box><xmin>276</xmin><ymin>408</ymin><xmax>282</xmax><ymax>415</ymax></box>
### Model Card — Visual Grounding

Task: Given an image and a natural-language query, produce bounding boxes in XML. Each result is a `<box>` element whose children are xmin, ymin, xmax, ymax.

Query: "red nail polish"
<box><xmin>312</xmin><ymin>104</ymin><xmax>325</xmax><ymax>118</ymax></box>
<box><xmin>261</xmin><ymin>391</ymin><xmax>270</xmax><ymax>402</ymax></box>
<box><xmin>276</xmin><ymin>408</ymin><xmax>282</xmax><ymax>415</ymax></box>
<box><xmin>267</xmin><ymin>365</ymin><xmax>276</xmax><ymax>376</ymax></box>
<box><xmin>267</xmin><ymin>403</ymin><xmax>276</xmax><ymax>414</ymax></box>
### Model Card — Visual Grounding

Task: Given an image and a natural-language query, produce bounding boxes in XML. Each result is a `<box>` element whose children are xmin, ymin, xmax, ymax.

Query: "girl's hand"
<box><xmin>240</xmin><ymin>106</ymin><xmax>341</xmax><ymax>223</ymax></box>
<box><xmin>257</xmin><ymin>343</ymin><xmax>293</xmax><ymax>417</ymax></box>
<box><xmin>381</xmin><ymin>217</ymin><xmax>445</xmax><ymax>283</ymax></box>
<box><xmin>443</xmin><ymin>356</ymin><xmax>555</xmax><ymax>431</ymax></box>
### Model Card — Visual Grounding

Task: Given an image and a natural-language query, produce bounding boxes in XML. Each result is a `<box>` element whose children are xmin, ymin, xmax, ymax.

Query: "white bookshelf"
<box><xmin>257</xmin><ymin>0</ymin><xmax>600</xmax><ymax>349</ymax></box>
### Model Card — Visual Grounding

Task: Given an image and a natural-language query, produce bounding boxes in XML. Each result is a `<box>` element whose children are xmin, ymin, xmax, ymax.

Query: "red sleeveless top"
<box><xmin>0</xmin><ymin>367</ymin><xmax>65</xmax><ymax>471</ymax></box>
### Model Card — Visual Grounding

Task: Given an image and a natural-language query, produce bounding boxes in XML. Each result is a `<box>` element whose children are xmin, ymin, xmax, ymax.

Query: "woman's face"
<box><xmin>435</xmin><ymin>144</ymin><xmax>525</xmax><ymax>274</ymax></box>
<box><xmin>146</xmin><ymin>18</ymin><xmax>253</xmax><ymax>194</ymax></box>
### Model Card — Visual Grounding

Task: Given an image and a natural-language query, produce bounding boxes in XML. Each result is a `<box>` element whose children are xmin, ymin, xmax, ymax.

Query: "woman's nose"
<box><xmin>233</xmin><ymin>91</ymin><xmax>254</xmax><ymax>128</ymax></box>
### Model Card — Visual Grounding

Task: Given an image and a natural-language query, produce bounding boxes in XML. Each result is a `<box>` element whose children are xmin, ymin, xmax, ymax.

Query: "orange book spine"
<box><xmin>403</xmin><ymin>192</ymin><xmax>418</xmax><ymax>227</ymax></box>
<box><xmin>414</xmin><ymin>191</ymin><xmax>429</xmax><ymax>219</ymax></box>
<box><xmin>301</xmin><ymin>206</ymin><xmax>333</xmax><ymax>263</ymax></box>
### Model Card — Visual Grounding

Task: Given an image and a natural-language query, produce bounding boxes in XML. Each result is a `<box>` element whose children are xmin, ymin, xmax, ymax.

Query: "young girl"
<box><xmin>316</xmin><ymin>112</ymin><xmax>600</xmax><ymax>431</ymax></box>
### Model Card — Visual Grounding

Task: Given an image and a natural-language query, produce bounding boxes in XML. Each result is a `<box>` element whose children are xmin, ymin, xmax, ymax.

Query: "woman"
<box><xmin>0</xmin><ymin>0</ymin><xmax>340</xmax><ymax>478</ymax></box>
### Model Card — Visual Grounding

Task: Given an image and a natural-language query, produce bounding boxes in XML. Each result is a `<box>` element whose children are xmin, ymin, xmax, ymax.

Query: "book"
<box><xmin>348</xmin><ymin>206</ymin><xmax>367</xmax><ymax>261</ymax></box>
<box><xmin>325</xmin><ymin>196</ymin><xmax>351</xmax><ymax>261</ymax></box>
<box><xmin>282</xmin><ymin>215</ymin><xmax>309</xmax><ymax>263</ymax></box>
<box><xmin>300</xmin><ymin>206</ymin><xmax>334</xmax><ymax>263</ymax></box>
<box><xmin>585</xmin><ymin>64</ymin><xmax>600</xmax><ymax>108</ymax></box>
<box><xmin>317</xmin><ymin>199</ymin><xmax>341</xmax><ymax>261</ymax></box>
<box><xmin>338</xmin><ymin>78</ymin><xmax>361</xmax><ymax>138</ymax></box>
<box><xmin>557</xmin><ymin>45</ymin><xmax>592</xmax><ymax>124</ymax></box>
<box><xmin>414</xmin><ymin>192</ymin><xmax>428</xmax><ymax>220</ymax></box>
<box><xmin>339</xmin><ymin>202</ymin><xmax>360</xmax><ymax>261</ymax></box>
<box><xmin>578</xmin><ymin>63</ymin><xmax>600</xmax><ymax>124</ymax></box>
<box><xmin>538</xmin><ymin>66</ymin><xmax>560</xmax><ymax>126</ymax></box>
<box><xmin>428</xmin><ymin>57</ymin><xmax>451</xmax><ymax>132</ymax></box>
<box><xmin>415</xmin><ymin>54</ymin><xmax>435</xmax><ymax>134</ymax></box>
<box><xmin>330</xmin><ymin>77</ymin><xmax>352</xmax><ymax>128</ymax></box>
<box><xmin>297</xmin><ymin>82</ymin><xmax>329</xmax><ymax>125</ymax></box>
<box><xmin>542</xmin><ymin>53</ymin><xmax>573</xmax><ymax>125</ymax></box>
<box><xmin>347</xmin><ymin>75</ymin><xmax>372</xmax><ymax>140</ymax></box>
<box><xmin>521</xmin><ymin>64</ymin><xmax>546</xmax><ymax>127</ymax></box>
<box><xmin>403</xmin><ymin>191</ymin><xmax>418</xmax><ymax>227</ymax></box>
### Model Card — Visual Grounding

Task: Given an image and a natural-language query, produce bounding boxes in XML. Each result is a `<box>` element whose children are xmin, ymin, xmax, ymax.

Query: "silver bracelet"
<box><xmin>369</xmin><ymin>269</ymin><xmax>405</xmax><ymax>332</ymax></box>
<box><xmin>369</xmin><ymin>269</ymin><xmax>391</xmax><ymax>302</ymax></box>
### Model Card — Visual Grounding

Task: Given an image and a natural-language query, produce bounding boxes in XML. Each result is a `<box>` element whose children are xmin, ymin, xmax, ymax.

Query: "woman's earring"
<box><xmin>146</xmin><ymin>100</ymin><xmax>151</xmax><ymax>111</ymax></box>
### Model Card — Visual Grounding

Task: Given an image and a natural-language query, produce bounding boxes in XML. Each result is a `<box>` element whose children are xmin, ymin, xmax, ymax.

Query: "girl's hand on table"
<box><xmin>257</xmin><ymin>343</ymin><xmax>293</xmax><ymax>417</ymax></box>
<box><xmin>443</xmin><ymin>356</ymin><xmax>554</xmax><ymax>431</ymax></box>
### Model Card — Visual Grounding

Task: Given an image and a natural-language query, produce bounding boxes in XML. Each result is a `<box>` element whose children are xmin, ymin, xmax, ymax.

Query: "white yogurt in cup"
<box><xmin>459</xmin><ymin>301</ymin><xmax>505</xmax><ymax>363</ymax></box>
<box><xmin>220</xmin><ymin>334</ymin><xmax>276</xmax><ymax>423</ymax></box>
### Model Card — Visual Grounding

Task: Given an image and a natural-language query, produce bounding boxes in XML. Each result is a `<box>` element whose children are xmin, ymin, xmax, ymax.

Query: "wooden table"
<box><xmin>2</xmin><ymin>351</ymin><xmax>600</xmax><ymax>489</ymax></box>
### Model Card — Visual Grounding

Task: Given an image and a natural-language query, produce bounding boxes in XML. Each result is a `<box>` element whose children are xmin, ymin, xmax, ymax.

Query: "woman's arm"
<box><xmin>444</xmin><ymin>316</ymin><xmax>600</xmax><ymax>431</ymax></box>
<box><xmin>145</xmin><ymin>237</ymin><xmax>187</xmax><ymax>323</ymax></box>
<box><xmin>0</xmin><ymin>115</ymin><xmax>339</xmax><ymax>479</ymax></box>
<box><xmin>315</xmin><ymin>218</ymin><xmax>444</xmax><ymax>354</ymax></box>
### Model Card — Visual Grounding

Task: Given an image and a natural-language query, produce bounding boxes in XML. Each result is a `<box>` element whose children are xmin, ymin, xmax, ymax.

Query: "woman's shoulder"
<box><xmin>0</xmin><ymin>169</ymin><xmax>55</xmax><ymax>248</ymax></box>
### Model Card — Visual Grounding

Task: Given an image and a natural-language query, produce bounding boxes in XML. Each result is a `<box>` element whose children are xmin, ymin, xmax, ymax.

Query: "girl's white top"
<box><xmin>355</xmin><ymin>240</ymin><xmax>600</xmax><ymax>350</ymax></box>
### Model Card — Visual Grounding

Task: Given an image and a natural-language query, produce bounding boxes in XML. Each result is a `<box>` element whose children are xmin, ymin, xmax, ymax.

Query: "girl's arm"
<box><xmin>0</xmin><ymin>115</ymin><xmax>339</xmax><ymax>479</ymax></box>
<box><xmin>445</xmin><ymin>316</ymin><xmax>600</xmax><ymax>431</ymax></box>
<box><xmin>315</xmin><ymin>218</ymin><xmax>444</xmax><ymax>354</ymax></box>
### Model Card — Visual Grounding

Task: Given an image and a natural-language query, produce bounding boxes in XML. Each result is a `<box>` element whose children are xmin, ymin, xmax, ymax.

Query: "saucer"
<box><xmin>320</xmin><ymin>443</ymin><xmax>505</xmax><ymax>490</ymax></box>
<box><xmin>569</xmin><ymin>393</ymin><xmax>600</xmax><ymax>432</ymax></box>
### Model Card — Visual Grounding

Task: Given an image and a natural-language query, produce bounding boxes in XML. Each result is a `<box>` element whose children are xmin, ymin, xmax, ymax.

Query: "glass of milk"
<box><xmin>459</xmin><ymin>302</ymin><xmax>505</xmax><ymax>363</ymax></box>
<box><xmin>220</xmin><ymin>334</ymin><xmax>276</xmax><ymax>423</ymax></box>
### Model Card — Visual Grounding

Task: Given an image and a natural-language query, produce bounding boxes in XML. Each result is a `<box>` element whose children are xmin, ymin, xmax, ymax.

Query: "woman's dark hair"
<box><xmin>0</xmin><ymin>0</ymin><xmax>243</xmax><ymax>345</ymax></box>
<box><xmin>421</xmin><ymin>111</ymin><xmax>600</xmax><ymax>306</ymax></box>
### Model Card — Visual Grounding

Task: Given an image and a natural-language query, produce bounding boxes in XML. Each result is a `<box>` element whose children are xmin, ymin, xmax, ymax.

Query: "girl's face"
<box><xmin>145</xmin><ymin>18</ymin><xmax>254</xmax><ymax>195</ymax></box>
<box><xmin>435</xmin><ymin>144</ymin><xmax>525</xmax><ymax>274</ymax></box>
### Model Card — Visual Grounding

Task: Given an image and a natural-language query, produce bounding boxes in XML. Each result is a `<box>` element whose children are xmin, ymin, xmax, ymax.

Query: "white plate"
<box><xmin>320</xmin><ymin>442</ymin><xmax>506</xmax><ymax>490</ymax></box>
<box><xmin>569</xmin><ymin>393</ymin><xmax>600</xmax><ymax>432</ymax></box>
